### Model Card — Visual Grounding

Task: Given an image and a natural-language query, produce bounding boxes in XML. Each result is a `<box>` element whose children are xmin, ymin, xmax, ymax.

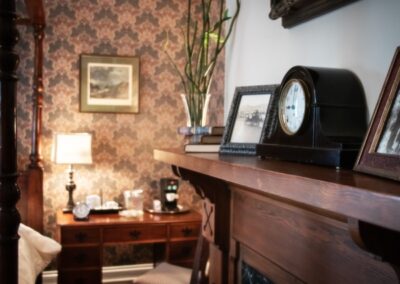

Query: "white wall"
<box><xmin>225</xmin><ymin>0</ymin><xmax>400</xmax><ymax>120</ymax></box>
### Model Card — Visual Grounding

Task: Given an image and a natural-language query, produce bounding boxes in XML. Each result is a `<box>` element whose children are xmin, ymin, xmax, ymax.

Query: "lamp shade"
<box><xmin>51</xmin><ymin>133</ymin><xmax>92</xmax><ymax>164</ymax></box>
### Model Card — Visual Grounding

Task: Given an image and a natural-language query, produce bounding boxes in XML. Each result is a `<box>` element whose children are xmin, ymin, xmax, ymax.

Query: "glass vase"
<box><xmin>180</xmin><ymin>93</ymin><xmax>211</xmax><ymax>127</ymax></box>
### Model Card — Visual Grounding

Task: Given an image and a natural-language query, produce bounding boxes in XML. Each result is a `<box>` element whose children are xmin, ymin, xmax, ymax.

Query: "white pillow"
<box><xmin>18</xmin><ymin>223</ymin><xmax>61</xmax><ymax>284</ymax></box>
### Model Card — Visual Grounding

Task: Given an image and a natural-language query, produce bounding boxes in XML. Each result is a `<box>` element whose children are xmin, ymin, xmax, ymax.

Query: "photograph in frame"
<box><xmin>376</xmin><ymin>88</ymin><xmax>400</xmax><ymax>155</ymax></box>
<box><xmin>80</xmin><ymin>54</ymin><xmax>139</xmax><ymax>113</ymax></box>
<box><xmin>220</xmin><ymin>85</ymin><xmax>279</xmax><ymax>155</ymax></box>
<box><xmin>354</xmin><ymin>47</ymin><xmax>400</xmax><ymax>181</ymax></box>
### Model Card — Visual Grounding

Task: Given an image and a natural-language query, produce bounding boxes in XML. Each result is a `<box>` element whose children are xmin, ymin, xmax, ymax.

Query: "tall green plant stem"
<box><xmin>167</xmin><ymin>0</ymin><xmax>241</xmax><ymax>126</ymax></box>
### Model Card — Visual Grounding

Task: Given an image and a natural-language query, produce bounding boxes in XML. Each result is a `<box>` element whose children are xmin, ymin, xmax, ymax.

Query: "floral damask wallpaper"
<box><xmin>16</xmin><ymin>0</ymin><xmax>224</xmax><ymax>265</ymax></box>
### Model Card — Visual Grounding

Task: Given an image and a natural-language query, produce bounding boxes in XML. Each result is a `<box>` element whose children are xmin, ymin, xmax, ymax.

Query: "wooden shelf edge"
<box><xmin>154</xmin><ymin>148</ymin><xmax>400</xmax><ymax>232</ymax></box>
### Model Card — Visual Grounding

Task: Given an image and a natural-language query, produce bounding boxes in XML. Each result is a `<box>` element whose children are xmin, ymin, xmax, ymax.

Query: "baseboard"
<box><xmin>43</xmin><ymin>263</ymin><xmax>153</xmax><ymax>284</ymax></box>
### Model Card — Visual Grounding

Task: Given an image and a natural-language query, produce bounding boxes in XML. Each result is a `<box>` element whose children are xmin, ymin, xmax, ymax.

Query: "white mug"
<box><xmin>86</xmin><ymin>194</ymin><xmax>101</xmax><ymax>209</ymax></box>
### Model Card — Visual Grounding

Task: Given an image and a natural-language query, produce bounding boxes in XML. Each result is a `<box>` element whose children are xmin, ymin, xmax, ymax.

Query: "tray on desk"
<box><xmin>145</xmin><ymin>205</ymin><xmax>190</xmax><ymax>214</ymax></box>
<box><xmin>90</xmin><ymin>207</ymin><xmax>123</xmax><ymax>214</ymax></box>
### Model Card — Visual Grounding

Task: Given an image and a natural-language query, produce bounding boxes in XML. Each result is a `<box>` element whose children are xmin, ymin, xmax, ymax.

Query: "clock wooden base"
<box><xmin>256</xmin><ymin>143</ymin><xmax>361</xmax><ymax>168</ymax></box>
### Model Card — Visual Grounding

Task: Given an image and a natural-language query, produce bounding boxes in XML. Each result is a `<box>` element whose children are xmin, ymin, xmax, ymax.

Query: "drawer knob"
<box><xmin>181</xmin><ymin>227</ymin><xmax>193</xmax><ymax>237</ymax></box>
<box><xmin>75</xmin><ymin>232</ymin><xmax>88</xmax><ymax>242</ymax></box>
<box><xmin>129</xmin><ymin>230</ymin><xmax>141</xmax><ymax>240</ymax></box>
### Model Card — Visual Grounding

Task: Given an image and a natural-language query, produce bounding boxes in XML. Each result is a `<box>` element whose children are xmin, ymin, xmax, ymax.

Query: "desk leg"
<box><xmin>173</xmin><ymin>167</ymin><xmax>230</xmax><ymax>284</ymax></box>
<box><xmin>153</xmin><ymin>243</ymin><xmax>165</xmax><ymax>266</ymax></box>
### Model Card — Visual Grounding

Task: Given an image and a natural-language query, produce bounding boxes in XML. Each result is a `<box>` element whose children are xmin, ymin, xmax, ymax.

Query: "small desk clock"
<box><xmin>256</xmin><ymin>66</ymin><xmax>368</xmax><ymax>168</ymax></box>
<box><xmin>72</xmin><ymin>202</ymin><xmax>90</xmax><ymax>221</ymax></box>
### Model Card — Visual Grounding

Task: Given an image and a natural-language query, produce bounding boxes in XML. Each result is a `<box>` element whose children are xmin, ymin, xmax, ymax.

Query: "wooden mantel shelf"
<box><xmin>154</xmin><ymin>148</ymin><xmax>400</xmax><ymax>232</ymax></box>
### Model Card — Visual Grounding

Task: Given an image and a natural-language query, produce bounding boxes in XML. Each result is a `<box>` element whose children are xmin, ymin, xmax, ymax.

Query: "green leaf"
<box><xmin>207</xmin><ymin>32</ymin><xmax>224</xmax><ymax>43</ymax></box>
<box><xmin>224</xmin><ymin>9</ymin><xmax>229</xmax><ymax>18</ymax></box>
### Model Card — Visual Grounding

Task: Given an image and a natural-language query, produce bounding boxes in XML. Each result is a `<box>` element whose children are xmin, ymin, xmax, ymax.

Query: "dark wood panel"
<box><xmin>154</xmin><ymin>149</ymin><xmax>400</xmax><ymax>232</ymax></box>
<box><xmin>58</xmin><ymin>269</ymin><xmax>101</xmax><ymax>284</ymax></box>
<box><xmin>168</xmin><ymin>240</ymin><xmax>197</xmax><ymax>262</ymax></box>
<box><xmin>231</xmin><ymin>188</ymin><xmax>396</xmax><ymax>283</ymax></box>
<box><xmin>59</xmin><ymin>246</ymin><xmax>101</xmax><ymax>269</ymax></box>
<box><xmin>239</xmin><ymin>244</ymin><xmax>304</xmax><ymax>284</ymax></box>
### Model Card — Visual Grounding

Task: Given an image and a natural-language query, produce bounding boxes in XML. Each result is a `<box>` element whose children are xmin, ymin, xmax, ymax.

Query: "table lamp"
<box><xmin>51</xmin><ymin>133</ymin><xmax>92</xmax><ymax>211</ymax></box>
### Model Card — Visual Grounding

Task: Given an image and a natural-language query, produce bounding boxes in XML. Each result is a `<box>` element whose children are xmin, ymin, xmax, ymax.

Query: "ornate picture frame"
<box><xmin>80</xmin><ymin>54</ymin><xmax>139</xmax><ymax>113</ymax></box>
<box><xmin>354</xmin><ymin>47</ymin><xmax>400</xmax><ymax>181</ymax></box>
<box><xmin>269</xmin><ymin>0</ymin><xmax>359</xmax><ymax>28</ymax></box>
<box><xmin>220</xmin><ymin>85</ymin><xmax>279</xmax><ymax>155</ymax></box>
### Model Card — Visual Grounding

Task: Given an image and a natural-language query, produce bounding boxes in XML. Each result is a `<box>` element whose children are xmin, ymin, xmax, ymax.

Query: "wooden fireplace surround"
<box><xmin>154</xmin><ymin>148</ymin><xmax>400</xmax><ymax>283</ymax></box>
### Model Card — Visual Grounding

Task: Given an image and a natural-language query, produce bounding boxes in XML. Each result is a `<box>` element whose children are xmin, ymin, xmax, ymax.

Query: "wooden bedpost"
<box><xmin>25</xmin><ymin>23</ymin><xmax>45</xmax><ymax>233</ymax></box>
<box><xmin>0</xmin><ymin>0</ymin><xmax>21</xmax><ymax>283</ymax></box>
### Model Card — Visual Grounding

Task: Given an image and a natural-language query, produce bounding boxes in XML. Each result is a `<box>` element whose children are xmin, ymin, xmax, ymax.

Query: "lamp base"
<box><xmin>65</xmin><ymin>170</ymin><xmax>76</xmax><ymax>211</ymax></box>
<box><xmin>62</xmin><ymin>208</ymin><xmax>73</xmax><ymax>213</ymax></box>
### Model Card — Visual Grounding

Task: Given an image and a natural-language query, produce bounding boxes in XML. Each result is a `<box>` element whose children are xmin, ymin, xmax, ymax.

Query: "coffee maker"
<box><xmin>160</xmin><ymin>178</ymin><xmax>179</xmax><ymax>211</ymax></box>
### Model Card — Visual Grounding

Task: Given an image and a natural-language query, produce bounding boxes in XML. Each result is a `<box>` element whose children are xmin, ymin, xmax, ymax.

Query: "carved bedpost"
<box><xmin>0</xmin><ymin>0</ymin><xmax>21</xmax><ymax>283</ymax></box>
<box><xmin>30</xmin><ymin>24</ymin><xmax>44</xmax><ymax>168</ymax></box>
<box><xmin>24</xmin><ymin>24</ymin><xmax>45</xmax><ymax>233</ymax></box>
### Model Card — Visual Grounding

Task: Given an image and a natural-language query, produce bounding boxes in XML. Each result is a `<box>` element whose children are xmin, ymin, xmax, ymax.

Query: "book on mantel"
<box><xmin>187</xmin><ymin>134</ymin><xmax>223</xmax><ymax>144</ymax></box>
<box><xmin>184</xmin><ymin>143</ymin><xmax>220</xmax><ymax>153</ymax></box>
<box><xmin>182</xmin><ymin>126</ymin><xmax>224</xmax><ymax>153</ymax></box>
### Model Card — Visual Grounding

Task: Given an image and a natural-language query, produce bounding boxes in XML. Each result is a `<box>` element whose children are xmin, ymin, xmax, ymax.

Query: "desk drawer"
<box><xmin>60</xmin><ymin>246</ymin><xmax>101</xmax><ymax>269</ymax></box>
<box><xmin>61</xmin><ymin>227</ymin><xmax>100</xmax><ymax>244</ymax></box>
<box><xmin>103</xmin><ymin>224</ymin><xmax>167</xmax><ymax>243</ymax></box>
<box><xmin>170</xmin><ymin>223</ymin><xmax>200</xmax><ymax>239</ymax></box>
<box><xmin>58</xmin><ymin>269</ymin><xmax>101</xmax><ymax>284</ymax></box>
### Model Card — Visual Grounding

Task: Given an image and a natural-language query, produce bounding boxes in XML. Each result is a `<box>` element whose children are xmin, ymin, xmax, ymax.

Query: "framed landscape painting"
<box><xmin>80</xmin><ymin>54</ymin><xmax>139</xmax><ymax>113</ymax></box>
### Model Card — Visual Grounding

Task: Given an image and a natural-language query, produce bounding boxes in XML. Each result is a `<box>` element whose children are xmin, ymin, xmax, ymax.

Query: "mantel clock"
<box><xmin>256</xmin><ymin>66</ymin><xmax>368</xmax><ymax>168</ymax></box>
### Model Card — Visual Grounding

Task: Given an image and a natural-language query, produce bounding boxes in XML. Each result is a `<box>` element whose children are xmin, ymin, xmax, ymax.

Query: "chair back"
<box><xmin>190</xmin><ymin>232</ymin><xmax>209</xmax><ymax>284</ymax></box>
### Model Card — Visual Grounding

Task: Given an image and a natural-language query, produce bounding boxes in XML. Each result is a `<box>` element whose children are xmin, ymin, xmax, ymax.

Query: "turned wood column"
<box><xmin>25</xmin><ymin>24</ymin><xmax>45</xmax><ymax>233</ymax></box>
<box><xmin>0</xmin><ymin>0</ymin><xmax>21</xmax><ymax>283</ymax></box>
<box><xmin>29</xmin><ymin>24</ymin><xmax>44</xmax><ymax>169</ymax></box>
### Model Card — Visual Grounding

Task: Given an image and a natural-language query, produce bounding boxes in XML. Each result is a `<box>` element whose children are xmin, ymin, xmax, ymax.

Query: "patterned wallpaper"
<box><xmin>16</xmin><ymin>0</ymin><xmax>224</xmax><ymax>265</ymax></box>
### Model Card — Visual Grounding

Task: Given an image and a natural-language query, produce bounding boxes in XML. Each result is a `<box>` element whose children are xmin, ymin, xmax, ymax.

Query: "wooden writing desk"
<box><xmin>56</xmin><ymin>210</ymin><xmax>201</xmax><ymax>284</ymax></box>
<box><xmin>154</xmin><ymin>148</ymin><xmax>400</xmax><ymax>284</ymax></box>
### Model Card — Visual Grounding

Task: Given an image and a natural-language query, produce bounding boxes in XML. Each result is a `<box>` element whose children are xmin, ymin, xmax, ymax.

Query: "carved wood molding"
<box><xmin>269</xmin><ymin>0</ymin><xmax>359</xmax><ymax>28</ymax></box>
<box><xmin>172</xmin><ymin>166</ymin><xmax>230</xmax><ymax>283</ymax></box>
<box><xmin>173</xmin><ymin>166</ymin><xmax>230</xmax><ymax>250</ymax></box>
<box><xmin>348</xmin><ymin>218</ymin><xmax>400</xmax><ymax>279</ymax></box>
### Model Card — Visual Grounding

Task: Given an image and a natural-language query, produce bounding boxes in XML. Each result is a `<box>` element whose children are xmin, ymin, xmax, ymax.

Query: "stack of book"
<box><xmin>178</xmin><ymin>126</ymin><xmax>225</xmax><ymax>153</ymax></box>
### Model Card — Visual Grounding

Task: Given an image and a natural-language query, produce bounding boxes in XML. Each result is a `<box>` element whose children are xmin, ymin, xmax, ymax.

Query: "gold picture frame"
<box><xmin>80</xmin><ymin>54</ymin><xmax>139</xmax><ymax>113</ymax></box>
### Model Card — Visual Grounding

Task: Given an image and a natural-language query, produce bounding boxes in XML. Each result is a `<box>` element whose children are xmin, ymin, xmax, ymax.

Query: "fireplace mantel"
<box><xmin>154</xmin><ymin>148</ymin><xmax>400</xmax><ymax>283</ymax></box>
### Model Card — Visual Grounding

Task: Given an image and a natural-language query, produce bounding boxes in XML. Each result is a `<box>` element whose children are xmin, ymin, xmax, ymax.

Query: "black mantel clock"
<box><xmin>256</xmin><ymin>65</ymin><xmax>368</xmax><ymax>168</ymax></box>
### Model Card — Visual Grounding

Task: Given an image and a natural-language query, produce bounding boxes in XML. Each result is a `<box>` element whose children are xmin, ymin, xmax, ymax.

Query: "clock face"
<box><xmin>278</xmin><ymin>79</ymin><xmax>309</xmax><ymax>135</ymax></box>
<box><xmin>73</xmin><ymin>202</ymin><xmax>90</xmax><ymax>220</ymax></box>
